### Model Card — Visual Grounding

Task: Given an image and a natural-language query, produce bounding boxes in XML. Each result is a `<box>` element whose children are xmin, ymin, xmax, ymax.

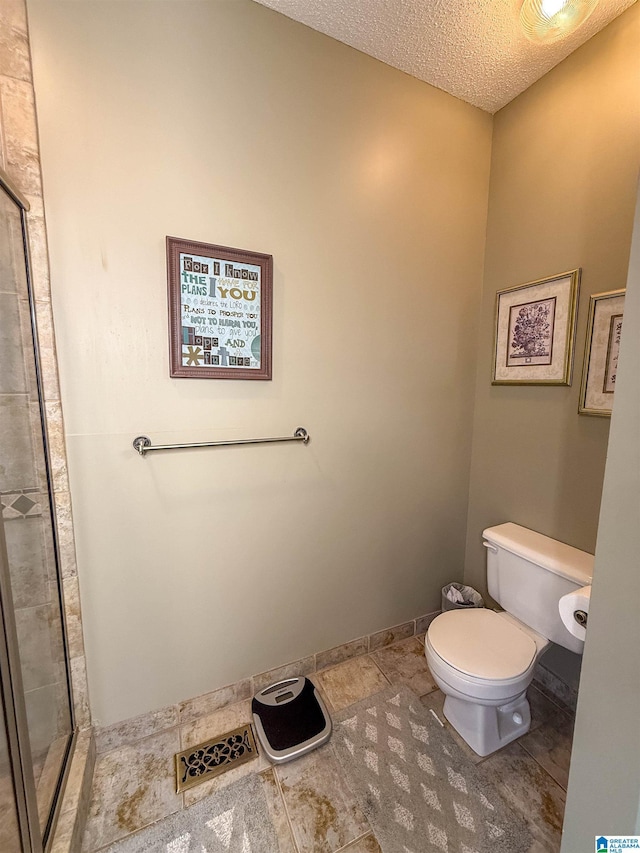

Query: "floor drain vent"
<box><xmin>175</xmin><ymin>723</ymin><xmax>258</xmax><ymax>793</ymax></box>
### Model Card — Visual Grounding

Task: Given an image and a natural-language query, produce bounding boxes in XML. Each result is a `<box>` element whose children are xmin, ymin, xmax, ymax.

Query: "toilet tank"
<box><xmin>483</xmin><ymin>523</ymin><xmax>594</xmax><ymax>654</ymax></box>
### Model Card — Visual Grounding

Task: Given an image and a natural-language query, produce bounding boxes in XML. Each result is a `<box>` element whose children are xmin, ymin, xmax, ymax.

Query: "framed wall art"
<box><xmin>167</xmin><ymin>236</ymin><xmax>272</xmax><ymax>380</ymax></box>
<box><xmin>492</xmin><ymin>269</ymin><xmax>580</xmax><ymax>385</ymax></box>
<box><xmin>579</xmin><ymin>289</ymin><xmax>625</xmax><ymax>417</ymax></box>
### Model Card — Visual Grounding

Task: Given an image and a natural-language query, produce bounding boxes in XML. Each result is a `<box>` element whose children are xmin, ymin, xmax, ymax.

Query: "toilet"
<box><xmin>424</xmin><ymin>522</ymin><xmax>593</xmax><ymax>756</ymax></box>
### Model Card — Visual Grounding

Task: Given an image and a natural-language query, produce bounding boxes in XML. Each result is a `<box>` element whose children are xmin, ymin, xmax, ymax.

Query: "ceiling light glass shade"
<box><xmin>520</xmin><ymin>0</ymin><xmax>598</xmax><ymax>43</ymax></box>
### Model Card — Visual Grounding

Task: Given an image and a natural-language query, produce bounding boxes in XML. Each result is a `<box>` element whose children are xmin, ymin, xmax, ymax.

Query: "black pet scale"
<box><xmin>252</xmin><ymin>677</ymin><xmax>332</xmax><ymax>764</ymax></box>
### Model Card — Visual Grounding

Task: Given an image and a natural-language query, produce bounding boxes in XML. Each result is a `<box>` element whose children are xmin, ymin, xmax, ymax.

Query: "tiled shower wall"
<box><xmin>0</xmin><ymin>0</ymin><xmax>90</xmax><ymax>731</ymax></box>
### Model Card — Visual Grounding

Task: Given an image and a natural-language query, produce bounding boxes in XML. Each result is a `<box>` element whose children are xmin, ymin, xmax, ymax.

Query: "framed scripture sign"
<box><xmin>492</xmin><ymin>269</ymin><xmax>580</xmax><ymax>386</ymax></box>
<box><xmin>167</xmin><ymin>236</ymin><xmax>272</xmax><ymax>380</ymax></box>
<box><xmin>579</xmin><ymin>289</ymin><xmax>625</xmax><ymax>417</ymax></box>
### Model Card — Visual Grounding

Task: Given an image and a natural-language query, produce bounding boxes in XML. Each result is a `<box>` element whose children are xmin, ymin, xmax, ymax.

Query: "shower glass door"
<box><xmin>0</xmin><ymin>664</ymin><xmax>23</xmax><ymax>851</ymax></box>
<box><xmin>0</xmin><ymin>172</ymin><xmax>74</xmax><ymax>849</ymax></box>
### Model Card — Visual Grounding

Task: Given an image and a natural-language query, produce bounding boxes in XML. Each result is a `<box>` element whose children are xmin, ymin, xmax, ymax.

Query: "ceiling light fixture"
<box><xmin>520</xmin><ymin>0</ymin><xmax>598</xmax><ymax>43</ymax></box>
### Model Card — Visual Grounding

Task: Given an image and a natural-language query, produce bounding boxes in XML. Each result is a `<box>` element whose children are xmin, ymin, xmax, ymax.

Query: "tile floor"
<box><xmin>82</xmin><ymin>634</ymin><xmax>575</xmax><ymax>853</ymax></box>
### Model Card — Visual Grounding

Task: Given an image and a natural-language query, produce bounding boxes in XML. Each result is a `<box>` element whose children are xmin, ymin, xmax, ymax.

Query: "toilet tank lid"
<box><xmin>483</xmin><ymin>523</ymin><xmax>593</xmax><ymax>586</ymax></box>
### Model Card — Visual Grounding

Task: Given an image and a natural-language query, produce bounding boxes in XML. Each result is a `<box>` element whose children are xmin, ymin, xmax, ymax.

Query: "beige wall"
<box><xmin>27</xmin><ymin>0</ymin><xmax>492</xmax><ymax>725</ymax></box>
<box><xmin>464</xmin><ymin>5</ymin><xmax>640</xmax><ymax>597</ymax></box>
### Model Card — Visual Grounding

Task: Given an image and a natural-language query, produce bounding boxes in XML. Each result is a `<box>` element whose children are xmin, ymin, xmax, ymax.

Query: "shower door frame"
<box><xmin>0</xmin><ymin>167</ymin><xmax>77</xmax><ymax>852</ymax></box>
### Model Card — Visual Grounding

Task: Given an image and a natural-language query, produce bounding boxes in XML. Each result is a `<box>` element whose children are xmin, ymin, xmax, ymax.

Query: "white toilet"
<box><xmin>424</xmin><ymin>522</ymin><xmax>593</xmax><ymax>756</ymax></box>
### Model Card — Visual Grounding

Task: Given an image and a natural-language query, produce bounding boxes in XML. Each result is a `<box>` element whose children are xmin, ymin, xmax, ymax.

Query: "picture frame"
<box><xmin>579</xmin><ymin>289</ymin><xmax>625</xmax><ymax>417</ymax></box>
<box><xmin>167</xmin><ymin>236</ymin><xmax>272</xmax><ymax>380</ymax></box>
<box><xmin>492</xmin><ymin>269</ymin><xmax>580</xmax><ymax>386</ymax></box>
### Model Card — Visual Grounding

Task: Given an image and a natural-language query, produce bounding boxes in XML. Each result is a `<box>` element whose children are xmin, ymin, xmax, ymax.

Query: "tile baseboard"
<box><xmin>533</xmin><ymin>662</ymin><xmax>579</xmax><ymax>713</ymax></box>
<box><xmin>94</xmin><ymin>610</ymin><xmax>441</xmax><ymax>755</ymax></box>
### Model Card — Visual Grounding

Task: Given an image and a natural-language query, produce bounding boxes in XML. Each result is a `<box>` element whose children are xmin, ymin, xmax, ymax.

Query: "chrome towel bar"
<box><xmin>132</xmin><ymin>427</ymin><xmax>310</xmax><ymax>457</ymax></box>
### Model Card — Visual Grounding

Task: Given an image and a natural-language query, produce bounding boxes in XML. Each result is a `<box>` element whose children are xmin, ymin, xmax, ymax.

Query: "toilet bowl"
<box><xmin>424</xmin><ymin>522</ymin><xmax>594</xmax><ymax>757</ymax></box>
<box><xmin>425</xmin><ymin>608</ymin><xmax>548</xmax><ymax>756</ymax></box>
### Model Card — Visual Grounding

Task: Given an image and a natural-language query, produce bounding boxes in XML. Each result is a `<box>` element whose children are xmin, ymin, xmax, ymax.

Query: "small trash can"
<box><xmin>441</xmin><ymin>582</ymin><xmax>484</xmax><ymax>612</ymax></box>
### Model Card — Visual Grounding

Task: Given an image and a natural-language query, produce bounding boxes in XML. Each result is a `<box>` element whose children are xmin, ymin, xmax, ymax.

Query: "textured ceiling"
<box><xmin>253</xmin><ymin>0</ymin><xmax>636</xmax><ymax>112</ymax></box>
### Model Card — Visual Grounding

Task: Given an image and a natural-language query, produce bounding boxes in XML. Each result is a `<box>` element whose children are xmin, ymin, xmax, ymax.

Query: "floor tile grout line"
<box><xmin>518</xmin><ymin>740</ymin><xmax>570</xmax><ymax>793</ymax></box>
<box><xmin>531</xmin><ymin>679</ymin><xmax>576</xmax><ymax>716</ymax></box>
<box><xmin>366</xmin><ymin>652</ymin><xmax>392</xmax><ymax>685</ymax></box>
<box><xmin>271</xmin><ymin>763</ymin><xmax>302</xmax><ymax>853</ymax></box>
<box><xmin>503</xmin><ymin>740</ymin><xmax>568</xmax><ymax>797</ymax></box>
<box><xmin>478</xmin><ymin>746</ymin><xmax>544</xmax><ymax>839</ymax></box>
<box><xmin>325</xmin><ymin>739</ymin><xmax>377</xmax><ymax>850</ymax></box>
<box><xmin>487</xmin><ymin>741</ymin><xmax>567</xmax><ymax>848</ymax></box>
<box><xmin>333</xmin><ymin>830</ymin><xmax>375</xmax><ymax>852</ymax></box>
<box><xmin>314</xmin><ymin>648</ymin><xmax>370</xmax><ymax>678</ymax></box>
<box><xmin>311</xmin><ymin>675</ymin><xmax>336</xmax><ymax>714</ymax></box>
<box><xmin>95</xmin><ymin>722</ymin><xmax>183</xmax><ymax>758</ymax></box>
<box><xmin>86</xmin><ymin>802</ymin><xmax>184</xmax><ymax>853</ymax></box>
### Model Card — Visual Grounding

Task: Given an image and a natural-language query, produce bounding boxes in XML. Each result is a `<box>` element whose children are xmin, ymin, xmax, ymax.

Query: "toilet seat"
<box><xmin>425</xmin><ymin>609</ymin><xmax>541</xmax><ymax>706</ymax></box>
<box><xmin>428</xmin><ymin>609</ymin><xmax>537</xmax><ymax>681</ymax></box>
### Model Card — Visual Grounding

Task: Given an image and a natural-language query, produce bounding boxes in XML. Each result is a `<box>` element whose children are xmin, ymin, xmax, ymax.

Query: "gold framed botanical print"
<box><xmin>579</xmin><ymin>289</ymin><xmax>625</xmax><ymax>417</ymax></box>
<box><xmin>492</xmin><ymin>269</ymin><xmax>580</xmax><ymax>386</ymax></box>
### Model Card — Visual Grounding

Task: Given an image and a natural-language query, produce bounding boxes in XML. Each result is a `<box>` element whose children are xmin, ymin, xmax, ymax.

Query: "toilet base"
<box><xmin>442</xmin><ymin>692</ymin><xmax>531</xmax><ymax>757</ymax></box>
